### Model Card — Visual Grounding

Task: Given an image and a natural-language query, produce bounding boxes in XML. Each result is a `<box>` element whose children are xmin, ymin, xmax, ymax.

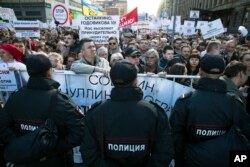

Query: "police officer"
<box><xmin>0</xmin><ymin>54</ymin><xmax>84</xmax><ymax>167</ymax></box>
<box><xmin>170</xmin><ymin>55</ymin><xmax>250</xmax><ymax>167</ymax></box>
<box><xmin>80</xmin><ymin>60</ymin><xmax>174</xmax><ymax>167</ymax></box>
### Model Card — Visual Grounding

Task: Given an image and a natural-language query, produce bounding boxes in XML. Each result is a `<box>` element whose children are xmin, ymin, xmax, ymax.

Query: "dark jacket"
<box><xmin>80</xmin><ymin>87</ymin><xmax>174</xmax><ymax>167</ymax></box>
<box><xmin>0</xmin><ymin>77</ymin><xmax>85</xmax><ymax>167</ymax></box>
<box><xmin>170</xmin><ymin>77</ymin><xmax>250</xmax><ymax>167</ymax></box>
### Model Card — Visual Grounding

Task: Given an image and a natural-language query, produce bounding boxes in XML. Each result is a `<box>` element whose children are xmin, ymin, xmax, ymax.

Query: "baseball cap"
<box><xmin>110</xmin><ymin>60</ymin><xmax>137</xmax><ymax>86</ymax></box>
<box><xmin>26</xmin><ymin>54</ymin><xmax>52</xmax><ymax>77</ymax></box>
<box><xmin>200</xmin><ymin>54</ymin><xmax>225</xmax><ymax>74</ymax></box>
<box><xmin>124</xmin><ymin>47</ymin><xmax>141</xmax><ymax>57</ymax></box>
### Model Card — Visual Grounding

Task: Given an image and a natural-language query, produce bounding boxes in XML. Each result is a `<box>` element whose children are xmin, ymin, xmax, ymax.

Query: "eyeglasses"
<box><xmin>109</xmin><ymin>42</ymin><xmax>116</xmax><ymax>45</ymax></box>
<box><xmin>130</xmin><ymin>55</ymin><xmax>140</xmax><ymax>59</ymax></box>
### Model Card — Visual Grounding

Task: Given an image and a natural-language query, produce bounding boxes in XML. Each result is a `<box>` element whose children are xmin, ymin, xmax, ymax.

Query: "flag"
<box><xmin>119</xmin><ymin>7</ymin><xmax>138</xmax><ymax>27</ymax></box>
<box><xmin>82</xmin><ymin>0</ymin><xmax>103</xmax><ymax>16</ymax></box>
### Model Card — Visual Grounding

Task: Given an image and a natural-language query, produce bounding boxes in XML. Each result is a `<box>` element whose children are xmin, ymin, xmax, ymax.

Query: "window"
<box><xmin>26</xmin><ymin>11</ymin><xmax>41</xmax><ymax>16</ymax></box>
<box><xmin>55</xmin><ymin>0</ymin><xmax>65</xmax><ymax>3</ymax></box>
<box><xmin>243</xmin><ymin>8</ymin><xmax>249</xmax><ymax>25</ymax></box>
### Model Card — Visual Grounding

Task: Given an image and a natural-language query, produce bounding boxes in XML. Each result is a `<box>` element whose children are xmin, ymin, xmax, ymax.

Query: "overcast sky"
<box><xmin>127</xmin><ymin>0</ymin><xmax>162</xmax><ymax>15</ymax></box>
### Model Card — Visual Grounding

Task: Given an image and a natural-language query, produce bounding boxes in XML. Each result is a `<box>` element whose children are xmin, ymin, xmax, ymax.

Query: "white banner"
<box><xmin>11</xmin><ymin>72</ymin><xmax>193</xmax><ymax>114</ymax></box>
<box><xmin>200</xmin><ymin>19</ymin><xmax>224</xmax><ymax>39</ymax></box>
<box><xmin>78</xmin><ymin>15</ymin><xmax>120</xmax><ymax>44</ymax></box>
<box><xmin>0</xmin><ymin>64</ymin><xmax>17</xmax><ymax>91</ymax></box>
<box><xmin>13</xmin><ymin>20</ymin><xmax>40</xmax><ymax>38</ymax></box>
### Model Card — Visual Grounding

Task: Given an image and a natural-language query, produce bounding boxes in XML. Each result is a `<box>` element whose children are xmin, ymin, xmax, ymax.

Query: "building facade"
<box><xmin>0</xmin><ymin>0</ymin><xmax>127</xmax><ymax>23</ymax></box>
<box><xmin>0</xmin><ymin>0</ymin><xmax>82</xmax><ymax>23</ymax></box>
<box><xmin>169</xmin><ymin>0</ymin><xmax>250</xmax><ymax>33</ymax></box>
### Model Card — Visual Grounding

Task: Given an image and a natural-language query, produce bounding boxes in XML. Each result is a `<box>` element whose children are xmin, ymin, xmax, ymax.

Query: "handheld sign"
<box><xmin>52</xmin><ymin>4</ymin><xmax>68</xmax><ymax>25</ymax></box>
<box><xmin>0</xmin><ymin>64</ymin><xmax>17</xmax><ymax>91</ymax></box>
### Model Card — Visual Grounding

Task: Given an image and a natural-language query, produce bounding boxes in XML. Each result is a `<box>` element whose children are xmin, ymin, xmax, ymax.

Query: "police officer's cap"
<box><xmin>124</xmin><ymin>47</ymin><xmax>141</xmax><ymax>57</ymax></box>
<box><xmin>200</xmin><ymin>54</ymin><xmax>225</xmax><ymax>74</ymax></box>
<box><xmin>110</xmin><ymin>60</ymin><xmax>137</xmax><ymax>86</ymax></box>
<box><xmin>26</xmin><ymin>54</ymin><xmax>52</xmax><ymax>76</ymax></box>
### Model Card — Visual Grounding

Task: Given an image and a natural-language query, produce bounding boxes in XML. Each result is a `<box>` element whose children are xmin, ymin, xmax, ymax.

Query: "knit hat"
<box><xmin>110</xmin><ymin>60</ymin><xmax>137</xmax><ymax>86</ymax></box>
<box><xmin>0</xmin><ymin>44</ymin><xmax>23</xmax><ymax>62</ymax></box>
<box><xmin>26</xmin><ymin>54</ymin><xmax>52</xmax><ymax>77</ymax></box>
<box><xmin>200</xmin><ymin>55</ymin><xmax>225</xmax><ymax>74</ymax></box>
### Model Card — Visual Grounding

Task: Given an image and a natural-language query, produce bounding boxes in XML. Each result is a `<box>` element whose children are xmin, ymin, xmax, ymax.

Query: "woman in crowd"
<box><xmin>0</xmin><ymin>44</ymin><xmax>26</xmax><ymax>71</ymax></box>
<box><xmin>186</xmin><ymin>53</ymin><xmax>200</xmax><ymax>75</ymax></box>
<box><xmin>110</xmin><ymin>53</ymin><xmax>124</xmax><ymax>67</ymax></box>
<box><xmin>97</xmin><ymin>46</ymin><xmax>108</xmax><ymax>60</ymax></box>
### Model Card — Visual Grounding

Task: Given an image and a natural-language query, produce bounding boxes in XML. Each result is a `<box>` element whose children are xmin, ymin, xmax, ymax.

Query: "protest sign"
<box><xmin>0</xmin><ymin>64</ymin><xmax>17</xmax><ymax>91</ymax></box>
<box><xmin>120</xmin><ymin>7</ymin><xmax>138</xmax><ymax>27</ymax></box>
<box><xmin>184</xmin><ymin>20</ymin><xmax>195</xmax><ymax>28</ymax></box>
<box><xmin>196</xmin><ymin>21</ymin><xmax>208</xmax><ymax>29</ymax></box>
<box><xmin>0</xmin><ymin>8</ymin><xmax>17</xmax><ymax>21</ymax></box>
<box><xmin>190</xmin><ymin>10</ymin><xmax>199</xmax><ymax>19</ymax></box>
<box><xmin>182</xmin><ymin>26</ymin><xmax>196</xmax><ymax>36</ymax></box>
<box><xmin>200</xmin><ymin>19</ymin><xmax>225</xmax><ymax>39</ymax></box>
<box><xmin>168</xmin><ymin>16</ymin><xmax>181</xmax><ymax>30</ymax></box>
<box><xmin>78</xmin><ymin>15</ymin><xmax>119</xmax><ymax>44</ymax></box>
<box><xmin>13</xmin><ymin>20</ymin><xmax>40</xmax><ymax>38</ymax></box>
<box><xmin>52</xmin><ymin>3</ymin><xmax>69</xmax><ymax>26</ymax></box>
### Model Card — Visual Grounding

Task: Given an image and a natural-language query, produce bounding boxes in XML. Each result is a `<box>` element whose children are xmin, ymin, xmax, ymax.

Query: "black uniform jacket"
<box><xmin>0</xmin><ymin>77</ymin><xmax>85</xmax><ymax>167</ymax></box>
<box><xmin>170</xmin><ymin>77</ymin><xmax>250</xmax><ymax>167</ymax></box>
<box><xmin>80</xmin><ymin>86</ymin><xmax>174</xmax><ymax>167</ymax></box>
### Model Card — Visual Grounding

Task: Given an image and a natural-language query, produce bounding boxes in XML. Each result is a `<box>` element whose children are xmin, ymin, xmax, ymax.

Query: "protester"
<box><xmin>124</xmin><ymin>47</ymin><xmax>145</xmax><ymax>73</ymax></box>
<box><xmin>110</xmin><ymin>53</ymin><xmax>124</xmax><ymax>67</ymax></box>
<box><xmin>0</xmin><ymin>54</ymin><xmax>84</xmax><ymax>166</ymax></box>
<box><xmin>80</xmin><ymin>60</ymin><xmax>174</xmax><ymax>167</ymax></box>
<box><xmin>108</xmin><ymin>36</ymin><xmax>121</xmax><ymax>60</ymax></box>
<box><xmin>48</xmin><ymin>52</ymin><xmax>66</xmax><ymax>70</ymax></box>
<box><xmin>96</xmin><ymin>46</ymin><xmax>108</xmax><ymax>60</ymax></box>
<box><xmin>220</xmin><ymin>60</ymin><xmax>248</xmax><ymax>109</ymax></box>
<box><xmin>144</xmin><ymin>48</ymin><xmax>163</xmax><ymax>74</ymax></box>
<box><xmin>186</xmin><ymin>53</ymin><xmax>200</xmax><ymax>75</ymax></box>
<box><xmin>166</xmin><ymin>63</ymin><xmax>188</xmax><ymax>86</ymax></box>
<box><xmin>159</xmin><ymin>45</ymin><xmax>174</xmax><ymax>69</ymax></box>
<box><xmin>70</xmin><ymin>38</ymin><xmax>110</xmax><ymax>74</ymax></box>
<box><xmin>170</xmin><ymin>55</ymin><xmax>250</xmax><ymax>167</ymax></box>
<box><xmin>0</xmin><ymin>44</ymin><xmax>26</xmax><ymax>70</ymax></box>
<box><xmin>223</xmin><ymin>40</ymin><xmax>239</xmax><ymax>64</ymax></box>
<box><xmin>168</xmin><ymin>45</ymin><xmax>191</xmax><ymax>65</ymax></box>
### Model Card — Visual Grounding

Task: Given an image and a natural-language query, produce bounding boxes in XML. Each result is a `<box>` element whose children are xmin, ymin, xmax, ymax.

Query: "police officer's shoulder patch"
<box><xmin>178</xmin><ymin>91</ymin><xmax>193</xmax><ymax>100</ymax></box>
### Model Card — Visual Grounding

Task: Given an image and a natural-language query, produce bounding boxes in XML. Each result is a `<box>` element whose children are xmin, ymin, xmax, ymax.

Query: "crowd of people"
<box><xmin>0</xmin><ymin>24</ymin><xmax>250</xmax><ymax>166</ymax></box>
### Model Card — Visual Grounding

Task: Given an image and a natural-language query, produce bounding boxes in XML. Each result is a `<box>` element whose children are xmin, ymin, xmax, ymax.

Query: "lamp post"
<box><xmin>171</xmin><ymin>0</ymin><xmax>179</xmax><ymax>44</ymax></box>
<box><xmin>19</xmin><ymin>0</ymin><xmax>23</xmax><ymax>20</ymax></box>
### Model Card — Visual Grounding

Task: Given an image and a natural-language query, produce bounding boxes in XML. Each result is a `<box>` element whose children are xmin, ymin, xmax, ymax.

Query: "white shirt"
<box><xmin>0</xmin><ymin>59</ymin><xmax>26</xmax><ymax>71</ymax></box>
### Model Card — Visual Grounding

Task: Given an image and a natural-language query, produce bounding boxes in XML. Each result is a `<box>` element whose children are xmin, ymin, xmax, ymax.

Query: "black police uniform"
<box><xmin>80</xmin><ymin>86</ymin><xmax>174</xmax><ymax>167</ymax></box>
<box><xmin>170</xmin><ymin>77</ymin><xmax>250</xmax><ymax>167</ymax></box>
<box><xmin>0</xmin><ymin>77</ymin><xmax>84</xmax><ymax>167</ymax></box>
